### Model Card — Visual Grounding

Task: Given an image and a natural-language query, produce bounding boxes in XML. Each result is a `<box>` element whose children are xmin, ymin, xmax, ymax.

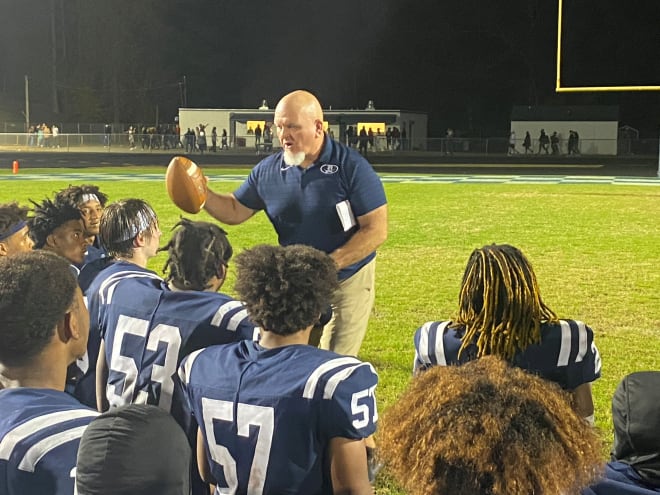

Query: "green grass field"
<box><xmin>3</xmin><ymin>167</ymin><xmax>660</xmax><ymax>494</ymax></box>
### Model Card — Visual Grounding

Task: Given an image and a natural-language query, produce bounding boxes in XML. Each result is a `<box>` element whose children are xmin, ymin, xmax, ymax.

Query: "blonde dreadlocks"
<box><xmin>454</xmin><ymin>244</ymin><xmax>558</xmax><ymax>361</ymax></box>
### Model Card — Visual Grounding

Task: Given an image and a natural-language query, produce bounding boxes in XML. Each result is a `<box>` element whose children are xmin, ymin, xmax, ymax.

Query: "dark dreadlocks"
<box><xmin>160</xmin><ymin>218</ymin><xmax>232</xmax><ymax>291</ymax></box>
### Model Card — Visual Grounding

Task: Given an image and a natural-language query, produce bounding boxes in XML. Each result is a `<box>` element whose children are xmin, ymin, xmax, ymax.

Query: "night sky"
<box><xmin>0</xmin><ymin>0</ymin><xmax>658</xmax><ymax>135</ymax></box>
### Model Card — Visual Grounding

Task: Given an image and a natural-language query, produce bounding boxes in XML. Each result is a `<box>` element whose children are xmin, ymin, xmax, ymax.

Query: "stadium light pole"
<box><xmin>24</xmin><ymin>75</ymin><xmax>30</xmax><ymax>132</ymax></box>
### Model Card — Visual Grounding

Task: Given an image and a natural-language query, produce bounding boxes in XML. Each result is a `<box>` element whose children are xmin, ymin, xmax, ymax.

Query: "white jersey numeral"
<box><xmin>107</xmin><ymin>315</ymin><xmax>182</xmax><ymax>411</ymax></box>
<box><xmin>351</xmin><ymin>385</ymin><xmax>378</xmax><ymax>429</ymax></box>
<box><xmin>201</xmin><ymin>398</ymin><xmax>275</xmax><ymax>495</ymax></box>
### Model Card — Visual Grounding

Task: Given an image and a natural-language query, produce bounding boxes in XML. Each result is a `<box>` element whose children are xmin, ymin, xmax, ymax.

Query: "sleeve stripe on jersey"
<box><xmin>99</xmin><ymin>271</ymin><xmax>162</xmax><ymax>304</ymax></box>
<box><xmin>557</xmin><ymin>320</ymin><xmax>592</xmax><ymax>367</ymax></box>
<box><xmin>593</xmin><ymin>343</ymin><xmax>602</xmax><ymax>375</ymax></box>
<box><xmin>210</xmin><ymin>300</ymin><xmax>244</xmax><ymax>327</ymax></box>
<box><xmin>433</xmin><ymin>321</ymin><xmax>451</xmax><ymax>366</ymax></box>
<box><xmin>575</xmin><ymin>320</ymin><xmax>588</xmax><ymax>363</ymax></box>
<box><xmin>0</xmin><ymin>409</ymin><xmax>98</xmax><ymax>461</ymax></box>
<box><xmin>557</xmin><ymin>320</ymin><xmax>572</xmax><ymax>367</ymax></box>
<box><xmin>322</xmin><ymin>362</ymin><xmax>377</xmax><ymax>400</ymax></box>
<box><xmin>416</xmin><ymin>321</ymin><xmax>450</xmax><ymax>371</ymax></box>
<box><xmin>303</xmin><ymin>357</ymin><xmax>361</xmax><ymax>399</ymax></box>
<box><xmin>18</xmin><ymin>425</ymin><xmax>89</xmax><ymax>472</ymax></box>
<box><xmin>416</xmin><ymin>322</ymin><xmax>432</xmax><ymax>366</ymax></box>
<box><xmin>178</xmin><ymin>348</ymin><xmax>205</xmax><ymax>385</ymax></box>
<box><xmin>226</xmin><ymin>308</ymin><xmax>249</xmax><ymax>331</ymax></box>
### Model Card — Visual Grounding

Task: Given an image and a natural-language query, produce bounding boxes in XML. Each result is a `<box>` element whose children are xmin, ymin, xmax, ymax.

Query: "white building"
<box><xmin>510</xmin><ymin>105</ymin><xmax>619</xmax><ymax>155</ymax></box>
<box><xmin>178</xmin><ymin>104</ymin><xmax>428</xmax><ymax>150</ymax></box>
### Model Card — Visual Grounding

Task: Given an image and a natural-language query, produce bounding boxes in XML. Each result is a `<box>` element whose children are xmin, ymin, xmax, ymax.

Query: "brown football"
<box><xmin>165</xmin><ymin>156</ymin><xmax>208</xmax><ymax>214</ymax></box>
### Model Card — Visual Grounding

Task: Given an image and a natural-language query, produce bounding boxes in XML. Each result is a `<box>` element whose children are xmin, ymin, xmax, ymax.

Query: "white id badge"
<box><xmin>336</xmin><ymin>200</ymin><xmax>357</xmax><ymax>232</ymax></box>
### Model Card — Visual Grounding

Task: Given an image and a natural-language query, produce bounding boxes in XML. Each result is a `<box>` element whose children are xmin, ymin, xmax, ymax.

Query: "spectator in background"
<box><xmin>254</xmin><ymin>123</ymin><xmax>262</xmax><ymax>151</ymax></box>
<box><xmin>221</xmin><ymin>128</ymin><xmax>228</xmax><ymax>150</ymax></box>
<box><xmin>358</xmin><ymin>126</ymin><xmax>368</xmax><ymax>156</ymax></box>
<box><xmin>551</xmin><ymin>131</ymin><xmax>560</xmax><ymax>154</ymax></box>
<box><xmin>103</xmin><ymin>124</ymin><xmax>111</xmax><ymax>147</ymax></box>
<box><xmin>211</xmin><ymin>126</ymin><xmax>217</xmax><ymax>152</ymax></box>
<box><xmin>391</xmin><ymin>126</ymin><xmax>400</xmax><ymax>150</ymax></box>
<box><xmin>263</xmin><ymin>123</ymin><xmax>273</xmax><ymax>151</ymax></box>
<box><xmin>538</xmin><ymin>129</ymin><xmax>550</xmax><ymax>154</ymax></box>
<box><xmin>379</xmin><ymin>356</ymin><xmax>603</xmax><ymax>495</ymax></box>
<box><xmin>37</xmin><ymin>124</ymin><xmax>44</xmax><ymax>147</ymax></box>
<box><xmin>76</xmin><ymin>405</ymin><xmax>191</xmax><ymax>495</ymax></box>
<box><xmin>0</xmin><ymin>202</ymin><xmax>33</xmax><ymax>256</ymax></box>
<box><xmin>523</xmin><ymin>130</ymin><xmax>533</xmax><ymax>154</ymax></box>
<box><xmin>445</xmin><ymin>127</ymin><xmax>454</xmax><ymax>155</ymax></box>
<box><xmin>197</xmin><ymin>127</ymin><xmax>207</xmax><ymax>154</ymax></box>
<box><xmin>184</xmin><ymin>128</ymin><xmax>194</xmax><ymax>153</ymax></box>
<box><xmin>414</xmin><ymin>243</ymin><xmax>601</xmax><ymax>423</ymax></box>
<box><xmin>128</xmin><ymin>125</ymin><xmax>136</xmax><ymax>150</ymax></box>
<box><xmin>584</xmin><ymin>371</ymin><xmax>660</xmax><ymax>495</ymax></box>
<box><xmin>52</xmin><ymin>123</ymin><xmax>60</xmax><ymax>148</ymax></box>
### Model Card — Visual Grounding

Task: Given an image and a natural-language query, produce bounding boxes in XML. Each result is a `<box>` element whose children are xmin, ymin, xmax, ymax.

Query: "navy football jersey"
<box><xmin>414</xmin><ymin>319</ymin><xmax>601</xmax><ymax>390</ymax></box>
<box><xmin>101</xmin><ymin>282</ymin><xmax>258</xmax><ymax>415</ymax></box>
<box><xmin>583</xmin><ymin>461</ymin><xmax>660</xmax><ymax>495</ymax></box>
<box><xmin>179</xmin><ymin>341</ymin><xmax>378</xmax><ymax>495</ymax></box>
<box><xmin>72</xmin><ymin>261</ymin><xmax>164</xmax><ymax>408</ymax></box>
<box><xmin>0</xmin><ymin>388</ymin><xmax>98</xmax><ymax>495</ymax></box>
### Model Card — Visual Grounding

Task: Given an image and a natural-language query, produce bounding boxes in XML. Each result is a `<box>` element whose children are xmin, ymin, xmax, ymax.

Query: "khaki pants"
<box><xmin>310</xmin><ymin>259</ymin><xmax>376</xmax><ymax>356</ymax></box>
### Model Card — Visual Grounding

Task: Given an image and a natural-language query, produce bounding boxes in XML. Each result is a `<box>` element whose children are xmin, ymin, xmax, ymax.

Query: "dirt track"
<box><xmin>0</xmin><ymin>149</ymin><xmax>657</xmax><ymax>177</ymax></box>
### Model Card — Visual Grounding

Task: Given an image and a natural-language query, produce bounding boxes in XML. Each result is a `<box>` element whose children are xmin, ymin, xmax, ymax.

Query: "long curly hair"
<box><xmin>160</xmin><ymin>218</ymin><xmax>232</xmax><ymax>291</ymax></box>
<box><xmin>233</xmin><ymin>244</ymin><xmax>338</xmax><ymax>335</ymax></box>
<box><xmin>453</xmin><ymin>244</ymin><xmax>558</xmax><ymax>360</ymax></box>
<box><xmin>379</xmin><ymin>356</ymin><xmax>603</xmax><ymax>495</ymax></box>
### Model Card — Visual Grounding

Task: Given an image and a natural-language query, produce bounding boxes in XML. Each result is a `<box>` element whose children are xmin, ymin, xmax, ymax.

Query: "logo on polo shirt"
<box><xmin>320</xmin><ymin>164</ymin><xmax>339</xmax><ymax>174</ymax></box>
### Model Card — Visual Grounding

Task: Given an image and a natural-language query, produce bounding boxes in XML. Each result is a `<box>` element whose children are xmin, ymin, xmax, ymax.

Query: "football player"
<box><xmin>76</xmin><ymin>405</ymin><xmax>192</xmax><ymax>495</ymax></box>
<box><xmin>179</xmin><ymin>244</ymin><xmax>377</xmax><ymax>494</ymax></box>
<box><xmin>56</xmin><ymin>184</ymin><xmax>109</xmax><ymax>264</ymax></box>
<box><xmin>27</xmin><ymin>197</ymin><xmax>91</xmax><ymax>272</ymax></box>
<box><xmin>379</xmin><ymin>356</ymin><xmax>603</xmax><ymax>495</ymax></box>
<box><xmin>94</xmin><ymin>216</ymin><xmax>256</xmax><ymax>417</ymax></box>
<box><xmin>0</xmin><ymin>251</ymin><xmax>97</xmax><ymax>495</ymax></box>
<box><xmin>56</xmin><ymin>185</ymin><xmax>110</xmax><ymax>291</ymax></box>
<box><xmin>0</xmin><ymin>202</ymin><xmax>33</xmax><ymax>256</ymax></box>
<box><xmin>585</xmin><ymin>371</ymin><xmax>660</xmax><ymax>495</ymax></box>
<box><xmin>413</xmin><ymin>243</ymin><xmax>601</xmax><ymax>423</ymax></box>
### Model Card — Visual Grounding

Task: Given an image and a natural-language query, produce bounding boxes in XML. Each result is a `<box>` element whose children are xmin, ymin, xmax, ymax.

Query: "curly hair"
<box><xmin>233</xmin><ymin>244</ymin><xmax>338</xmax><ymax>335</ymax></box>
<box><xmin>453</xmin><ymin>244</ymin><xmax>558</xmax><ymax>361</ymax></box>
<box><xmin>0</xmin><ymin>202</ymin><xmax>30</xmax><ymax>238</ymax></box>
<box><xmin>160</xmin><ymin>218</ymin><xmax>232</xmax><ymax>291</ymax></box>
<box><xmin>100</xmin><ymin>199</ymin><xmax>158</xmax><ymax>258</ymax></box>
<box><xmin>379</xmin><ymin>356</ymin><xmax>603</xmax><ymax>495</ymax></box>
<box><xmin>0</xmin><ymin>251</ymin><xmax>78</xmax><ymax>368</ymax></box>
<box><xmin>27</xmin><ymin>197</ymin><xmax>83</xmax><ymax>248</ymax></box>
<box><xmin>55</xmin><ymin>184</ymin><xmax>109</xmax><ymax>207</ymax></box>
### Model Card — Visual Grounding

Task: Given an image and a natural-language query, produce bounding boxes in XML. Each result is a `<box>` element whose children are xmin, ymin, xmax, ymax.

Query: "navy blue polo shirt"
<box><xmin>234</xmin><ymin>136</ymin><xmax>387</xmax><ymax>280</ymax></box>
